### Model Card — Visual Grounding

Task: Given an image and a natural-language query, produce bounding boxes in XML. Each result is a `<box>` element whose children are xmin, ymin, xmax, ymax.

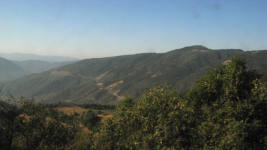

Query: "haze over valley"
<box><xmin>0</xmin><ymin>53</ymin><xmax>77</xmax><ymax>82</ymax></box>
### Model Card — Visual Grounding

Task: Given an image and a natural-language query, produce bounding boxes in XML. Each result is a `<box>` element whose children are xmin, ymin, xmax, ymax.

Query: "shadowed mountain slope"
<box><xmin>15</xmin><ymin>60</ymin><xmax>74</xmax><ymax>74</ymax></box>
<box><xmin>0</xmin><ymin>57</ymin><xmax>26</xmax><ymax>82</ymax></box>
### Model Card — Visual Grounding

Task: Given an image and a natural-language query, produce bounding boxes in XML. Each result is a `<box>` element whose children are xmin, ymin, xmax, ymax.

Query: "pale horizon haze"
<box><xmin>0</xmin><ymin>0</ymin><xmax>266</xmax><ymax>59</ymax></box>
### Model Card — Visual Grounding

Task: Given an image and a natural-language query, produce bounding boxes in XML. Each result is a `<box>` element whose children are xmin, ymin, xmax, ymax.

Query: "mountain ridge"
<box><xmin>0</xmin><ymin>46</ymin><xmax>266</xmax><ymax>104</ymax></box>
<box><xmin>0</xmin><ymin>57</ymin><xmax>26</xmax><ymax>82</ymax></box>
<box><xmin>0</xmin><ymin>57</ymin><xmax>75</xmax><ymax>82</ymax></box>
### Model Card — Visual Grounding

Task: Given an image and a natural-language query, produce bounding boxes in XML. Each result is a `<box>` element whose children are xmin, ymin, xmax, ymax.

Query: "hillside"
<box><xmin>15</xmin><ymin>60</ymin><xmax>73</xmax><ymax>74</ymax></box>
<box><xmin>0</xmin><ymin>57</ymin><xmax>26</xmax><ymax>82</ymax></box>
<box><xmin>0</xmin><ymin>57</ymin><xmax>74</xmax><ymax>82</ymax></box>
<box><xmin>1</xmin><ymin>46</ymin><xmax>267</xmax><ymax>104</ymax></box>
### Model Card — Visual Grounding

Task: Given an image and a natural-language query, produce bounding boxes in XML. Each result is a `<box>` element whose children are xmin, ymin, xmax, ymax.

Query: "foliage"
<box><xmin>188</xmin><ymin>57</ymin><xmax>267</xmax><ymax>149</ymax></box>
<box><xmin>93</xmin><ymin>90</ymin><xmax>196</xmax><ymax>150</ymax></box>
<box><xmin>1</xmin><ymin>57</ymin><xmax>266</xmax><ymax>150</ymax></box>
<box><xmin>0</xmin><ymin>100</ymin><xmax>21</xmax><ymax>150</ymax></box>
<box><xmin>0</xmin><ymin>99</ymin><xmax>80</xmax><ymax>150</ymax></box>
<box><xmin>94</xmin><ymin>57</ymin><xmax>267</xmax><ymax>150</ymax></box>
<box><xmin>80</xmin><ymin>110</ymin><xmax>100</xmax><ymax>130</ymax></box>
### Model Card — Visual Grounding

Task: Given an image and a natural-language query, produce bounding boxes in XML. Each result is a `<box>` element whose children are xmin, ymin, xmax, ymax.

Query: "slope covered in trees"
<box><xmin>93</xmin><ymin>57</ymin><xmax>267</xmax><ymax>149</ymax></box>
<box><xmin>1</xmin><ymin>57</ymin><xmax>266</xmax><ymax>150</ymax></box>
<box><xmin>0</xmin><ymin>46</ymin><xmax>267</xmax><ymax>104</ymax></box>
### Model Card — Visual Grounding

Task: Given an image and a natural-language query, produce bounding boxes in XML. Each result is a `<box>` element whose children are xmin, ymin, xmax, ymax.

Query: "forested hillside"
<box><xmin>93</xmin><ymin>57</ymin><xmax>267</xmax><ymax>149</ymax></box>
<box><xmin>1</xmin><ymin>58</ymin><xmax>266</xmax><ymax>150</ymax></box>
<box><xmin>1</xmin><ymin>46</ymin><xmax>267</xmax><ymax>104</ymax></box>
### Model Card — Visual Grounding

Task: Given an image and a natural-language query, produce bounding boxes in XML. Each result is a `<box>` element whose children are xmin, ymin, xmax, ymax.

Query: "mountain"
<box><xmin>14</xmin><ymin>60</ymin><xmax>74</xmax><ymax>74</ymax></box>
<box><xmin>0</xmin><ymin>57</ymin><xmax>75</xmax><ymax>82</ymax></box>
<box><xmin>0</xmin><ymin>57</ymin><xmax>26</xmax><ymax>82</ymax></box>
<box><xmin>0</xmin><ymin>46</ymin><xmax>266</xmax><ymax>104</ymax></box>
<box><xmin>0</xmin><ymin>53</ymin><xmax>78</xmax><ymax>62</ymax></box>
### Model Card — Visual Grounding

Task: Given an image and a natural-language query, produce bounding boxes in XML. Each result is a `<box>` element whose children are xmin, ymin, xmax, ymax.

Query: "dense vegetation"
<box><xmin>0</xmin><ymin>100</ymin><xmax>80</xmax><ymax>150</ymax></box>
<box><xmin>0</xmin><ymin>57</ymin><xmax>266</xmax><ymax>149</ymax></box>
<box><xmin>1</xmin><ymin>46</ymin><xmax>267</xmax><ymax>104</ymax></box>
<box><xmin>93</xmin><ymin>57</ymin><xmax>267</xmax><ymax>149</ymax></box>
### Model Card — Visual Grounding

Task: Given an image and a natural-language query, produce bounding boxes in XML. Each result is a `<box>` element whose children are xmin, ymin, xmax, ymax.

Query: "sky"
<box><xmin>0</xmin><ymin>0</ymin><xmax>266</xmax><ymax>58</ymax></box>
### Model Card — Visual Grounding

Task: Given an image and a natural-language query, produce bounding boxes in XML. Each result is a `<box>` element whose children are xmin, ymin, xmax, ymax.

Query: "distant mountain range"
<box><xmin>0</xmin><ymin>57</ymin><xmax>27</xmax><ymax>82</ymax></box>
<box><xmin>14</xmin><ymin>60</ymin><xmax>73</xmax><ymax>74</ymax></box>
<box><xmin>0</xmin><ymin>53</ymin><xmax>78</xmax><ymax>62</ymax></box>
<box><xmin>0</xmin><ymin>53</ymin><xmax>77</xmax><ymax>82</ymax></box>
<box><xmin>0</xmin><ymin>46</ymin><xmax>266</xmax><ymax>104</ymax></box>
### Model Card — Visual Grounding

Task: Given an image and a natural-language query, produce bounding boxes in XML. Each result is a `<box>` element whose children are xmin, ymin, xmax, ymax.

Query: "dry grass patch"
<box><xmin>97</xmin><ymin>82</ymin><xmax>103</xmax><ymax>87</ymax></box>
<box><xmin>106</xmin><ymin>80</ymin><xmax>124</xmax><ymax>89</ymax></box>
<box><xmin>56</xmin><ymin>106</ymin><xmax>88</xmax><ymax>115</ymax></box>
<box><xmin>98</xmin><ymin>114</ymin><xmax>113</xmax><ymax>122</ymax></box>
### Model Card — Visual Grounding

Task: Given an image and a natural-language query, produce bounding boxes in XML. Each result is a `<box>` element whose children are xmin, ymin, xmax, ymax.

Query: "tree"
<box><xmin>187</xmin><ymin>57</ymin><xmax>267</xmax><ymax>149</ymax></box>
<box><xmin>94</xmin><ymin>57</ymin><xmax>267</xmax><ymax>150</ymax></box>
<box><xmin>93</xmin><ymin>97</ymin><xmax>138</xmax><ymax>150</ymax></box>
<box><xmin>80</xmin><ymin>110</ymin><xmax>100</xmax><ymax>130</ymax></box>
<box><xmin>0</xmin><ymin>101</ymin><xmax>21</xmax><ymax>150</ymax></box>
<box><xmin>94</xmin><ymin>90</ymin><xmax>196</xmax><ymax>150</ymax></box>
<box><xmin>16</xmin><ymin>100</ymin><xmax>78</xmax><ymax>150</ymax></box>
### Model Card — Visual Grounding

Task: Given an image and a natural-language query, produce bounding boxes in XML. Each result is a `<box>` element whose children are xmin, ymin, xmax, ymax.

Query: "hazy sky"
<box><xmin>0</xmin><ymin>0</ymin><xmax>266</xmax><ymax>58</ymax></box>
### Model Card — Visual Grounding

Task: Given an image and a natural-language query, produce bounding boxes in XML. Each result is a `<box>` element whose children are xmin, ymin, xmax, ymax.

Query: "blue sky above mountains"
<box><xmin>0</xmin><ymin>0</ymin><xmax>266</xmax><ymax>58</ymax></box>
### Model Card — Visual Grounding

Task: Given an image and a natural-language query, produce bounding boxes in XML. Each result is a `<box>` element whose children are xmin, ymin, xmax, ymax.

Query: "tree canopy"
<box><xmin>94</xmin><ymin>57</ymin><xmax>267</xmax><ymax>150</ymax></box>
